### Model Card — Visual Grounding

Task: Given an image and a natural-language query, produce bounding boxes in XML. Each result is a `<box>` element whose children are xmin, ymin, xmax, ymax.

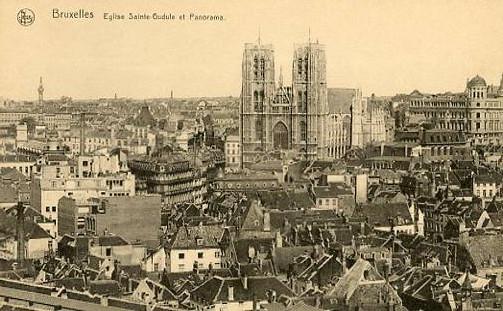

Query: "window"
<box><xmin>255</xmin><ymin>119</ymin><xmax>262</xmax><ymax>140</ymax></box>
<box><xmin>178</xmin><ymin>264</ymin><xmax>185</xmax><ymax>270</ymax></box>
<box><xmin>300</xmin><ymin>121</ymin><xmax>307</xmax><ymax>141</ymax></box>
<box><xmin>106</xmin><ymin>247</ymin><xmax>112</xmax><ymax>256</ymax></box>
<box><xmin>52</xmin><ymin>206</ymin><xmax>56</xmax><ymax>212</ymax></box>
<box><xmin>215</xmin><ymin>251</ymin><xmax>220</xmax><ymax>258</ymax></box>
<box><xmin>154</xmin><ymin>263</ymin><xmax>159</xmax><ymax>271</ymax></box>
<box><xmin>46</xmin><ymin>206</ymin><xmax>50</xmax><ymax>212</ymax></box>
<box><xmin>198</xmin><ymin>252</ymin><xmax>204</xmax><ymax>259</ymax></box>
<box><xmin>178</xmin><ymin>253</ymin><xmax>185</xmax><ymax>259</ymax></box>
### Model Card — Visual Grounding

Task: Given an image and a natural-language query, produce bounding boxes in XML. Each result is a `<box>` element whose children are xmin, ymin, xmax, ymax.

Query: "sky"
<box><xmin>0</xmin><ymin>0</ymin><xmax>502</xmax><ymax>100</ymax></box>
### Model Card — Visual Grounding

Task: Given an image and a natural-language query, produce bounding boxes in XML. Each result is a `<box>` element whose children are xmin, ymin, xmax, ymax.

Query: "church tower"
<box><xmin>38</xmin><ymin>77</ymin><xmax>44</xmax><ymax>105</ymax></box>
<box><xmin>240</xmin><ymin>41</ymin><xmax>275</xmax><ymax>166</ymax></box>
<box><xmin>498</xmin><ymin>73</ymin><xmax>503</xmax><ymax>97</ymax></box>
<box><xmin>292</xmin><ymin>41</ymin><xmax>328</xmax><ymax>159</ymax></box>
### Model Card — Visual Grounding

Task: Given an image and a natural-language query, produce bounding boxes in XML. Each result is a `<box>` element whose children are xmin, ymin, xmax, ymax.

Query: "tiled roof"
<box><xmin>191</xmin><ymin>276</ymin><xmax>296</xmax><ymax>304</ymax></box>
<box><xmin>464</xmin><ymin>234</ymin><xmax>503</xmax><ymax>268</ymax></box>
<box><xmin>0</xmin><ymin>168</ymin><xmax>28</xmax><ymax>182</ymax></box>
<box><xmin>169</xmin><ymin>225</ymin><xmax>225</xmax><ymax>249</ymax></box>
<box><xmin>354</xmin><ymin>202</ymin><xmax>413</xmax><ymax>227</ymax></box>
<box><xmin>89</xmin><ymin>280</ymin><xmax>121</xmax><ymax>297</ymax></box>
<box><xmin>0</xmin><ymin>210</ymin><xmax>52</xmax><ymax>240</ymax></box>
<box><xmin>97</xmin><ymin>235</ymin><xmax>130</xmax><ymax>247</ymax></box>
<box><xmin>0</xmin><ymin>185</ymin><xmax>17</xmax><ymax>204</ymax></box>
<box><xmin>326</xmin><ymin>259</ymin><xmax>384</xmax><ymax>300</ymax></box>
<box><xmin>312</xmin><ymin>183</ymin><xmax>352</xmax><ymax>199</ymax></box>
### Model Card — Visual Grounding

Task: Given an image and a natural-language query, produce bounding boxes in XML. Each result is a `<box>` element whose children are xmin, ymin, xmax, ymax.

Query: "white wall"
<box><xmin>169</xmin><ymin>248</ymin><xmax>221</xmax><ymax>273</ymax></box>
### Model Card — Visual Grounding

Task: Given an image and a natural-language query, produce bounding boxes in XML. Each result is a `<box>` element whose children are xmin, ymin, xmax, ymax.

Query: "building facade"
<box><xmin>239</xmin><ymin>41</ymin><xmax>329</xmax><ymax>166</ymax></box>
<box><xmin>467</xmin><ymin>74</ymin><xmax>503</xmax><ymax>145</ymax></box>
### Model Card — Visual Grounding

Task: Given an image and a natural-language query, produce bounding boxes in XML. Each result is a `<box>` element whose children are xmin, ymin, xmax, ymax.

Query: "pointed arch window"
<box><xmin>260</xmin><ymin>58</ymin><xmax>265</xmax><ymax>79</ymax></box>
<box><xmin>253</xmin><ymin>57</ymin><xmax>259</xmax><ymax>79</ymax></box>
<box><xmin>256</xmin><ymin>119</ymin><xmax>262</xmax><ymax>140</ymax></box>
<box><xmin>297</xmin><ymin>91</ymin><xmax>304</xmax><ymax>112</ymax></box>
<box><xmin>300</xmin><ymin>121</ymin><xmax>307</xmax><ymax>141</ymax></box>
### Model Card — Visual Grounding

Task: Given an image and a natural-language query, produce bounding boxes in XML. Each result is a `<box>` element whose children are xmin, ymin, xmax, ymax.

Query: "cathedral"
<box><xmin>239</xmin><ymin>40</ymin><xmax>329</xmax><ymax>166</ymax></box>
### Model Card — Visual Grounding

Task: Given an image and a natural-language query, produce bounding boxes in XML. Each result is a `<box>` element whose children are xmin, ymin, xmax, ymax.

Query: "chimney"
<box><xmin>16</xmin><ymin>202</ymin><xmax>25</xmax><ymax>263</ymax></box>
<box><xmin>275</xmin><ymin>231</ymin><xmax>283</xmax><ymax>248</ymax></box>
<box><xmin>242</xmin><ymin>274</ymin><xmax>248</xmax><ymax>290</ymax></box>
<box><xmin>319</xmin><ymin>174</ymin><xmax>328</xmax><ymax>186</ymax></box>
<box><xmin>228</xmin><ymin>286</ymin><xmax>234</xmax><ymax>301</ymax></box>
<box><xmin>263</xmin><ymin>211</ymin><xmax>271</xmax><ymax>232</ymax></box>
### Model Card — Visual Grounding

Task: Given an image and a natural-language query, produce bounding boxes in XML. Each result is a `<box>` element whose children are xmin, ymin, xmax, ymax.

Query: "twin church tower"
<box><xmin>239</xmin><ymin>38</ymin><xmax>330</xmax><ymax>166</ymax></box>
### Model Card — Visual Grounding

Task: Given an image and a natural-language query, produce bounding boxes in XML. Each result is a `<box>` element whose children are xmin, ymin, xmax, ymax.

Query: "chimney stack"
<box><xmin>16</xmin><ymin>201</ymin><xmax>25</xmax><ymax>263</ymax></box>
<box><xmin>242</xmin><ymin>274</ymin><xmax>248</xmax><ymax>290</ymax></box>
<box><xmin>263</xmin><ymin>211</ymin><xmax>271</xmax><ymax>232</ymax></box>
<box><xmin>228</xmin><ymin>286</ymin><xmax>234</xmax><ymax>301</ymax></box>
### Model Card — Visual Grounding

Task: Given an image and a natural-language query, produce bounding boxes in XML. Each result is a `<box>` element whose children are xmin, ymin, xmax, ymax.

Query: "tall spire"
<box><xmin>258</xmin><ymin>26</ymin><xmax>261</xmax><ymax>45</ymax></box>
<box><xmin>279</xmin><ymin>66</ymin><xmax>283</xmax><ymax>87</ymax></box>
<box><xmin>38</xmin><ymin>76</ymin><xmax>44</xmax><ymax>105</ymax></box>
<box><xmin>308</xmin><ymin>27</ymin><xmax>311</xmax><ymax>44</ymax></box>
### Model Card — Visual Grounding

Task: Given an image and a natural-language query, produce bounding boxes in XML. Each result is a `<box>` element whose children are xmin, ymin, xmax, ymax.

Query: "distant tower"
<box><xmin>38</xmin><ymin>77</ymin><xmax>44</xmax><ymax>105</ymax></box>
<box><xmin>498</xmin><ymin>73</ymin><xmax>503</xmax><ymax>97</ymax></box>
<box><xmin>292</xmin><ymin>41</ymin><xmax>328</xmax><ymax>159</ymax></box>
<box><xmin>169</xmin><ymin>90</ymin><xmax>173</xmax><ymax>114</ymax></box>
<box><xmin>240</xmin><ymin>40</ymin><xmax>275</xmax><ymax>167</ymax></box>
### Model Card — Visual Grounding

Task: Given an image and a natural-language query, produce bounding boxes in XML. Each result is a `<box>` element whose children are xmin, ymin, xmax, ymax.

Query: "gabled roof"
<box><xmin>0</xmin><ymin>184</ymin><xmax>17</xmax><ymax>204</ymax></box>
<box><xmin>191</xmin><ymin>276</ymin><xmax>296</xmax><ymax>304</ymax></box>
<box><xmin>97</xmin><ymin>234</ymin><xmax>130</xmax><ymax>247</ymax></box>
<box><xmin>169</xmin><ymin>225</ymin><xmax>225</xmax><ymax>249</ymax></box>
<box><xmin>463</xmin><ymin>234</ymin><xmax>503</xmax><ymax>269</ymax></box>
<box><xmin>325</xmin><ymin>259</ymin><xmax>384</xmax><ymax>300</ymax></box>
<box><xmin>355</xmin><ymin>202</ymin><xmax>413</xmax><ymax>227</ymax></box>
<box><xmin>0</xmin><ymin>167</ymin><xmax>28</xmax><ymax>182</ymax></box>
<box><xmin>0</xmin><ymin>210</ymin><xmax>52</xmax><ymax>240</ymax></box>
<box><xmin>312</xmin><ymin>183</ymin><xmax>353</xmax><ymax>199</ymax></box>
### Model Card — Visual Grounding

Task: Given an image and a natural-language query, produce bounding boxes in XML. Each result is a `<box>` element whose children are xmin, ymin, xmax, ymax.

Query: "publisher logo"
<box><xmin>17</xmin><ymin>8</ymin><xmax>35</xmax><ymax>26</ymax></box>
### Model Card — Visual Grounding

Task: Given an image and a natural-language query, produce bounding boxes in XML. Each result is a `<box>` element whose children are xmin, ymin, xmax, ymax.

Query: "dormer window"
<box><xmin>196</xmin><ymin>237</ymin><xmax>204</xmax><ymax>246</ymax></box>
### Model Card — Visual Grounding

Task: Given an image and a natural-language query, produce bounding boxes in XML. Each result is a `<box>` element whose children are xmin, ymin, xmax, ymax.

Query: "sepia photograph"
<box><xmin>1</xmin><ymin>0</ymin><xmax>503</xmax><ymax>310</ymax></box>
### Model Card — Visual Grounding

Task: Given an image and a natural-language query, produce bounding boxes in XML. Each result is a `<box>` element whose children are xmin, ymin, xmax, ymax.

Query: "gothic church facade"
<box><xmin>239</xmin><ymin>41</ymin><xmax>330</xmax><ymax>166</ymax></box>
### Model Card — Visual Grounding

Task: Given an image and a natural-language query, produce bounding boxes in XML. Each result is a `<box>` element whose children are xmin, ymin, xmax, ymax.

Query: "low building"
<box><xmin>355</xmin><ymin>202</ymin><xmax>415</xmax><ymax>235</ymax></box>
<box><xmin>166</xmin><ymin>225</ymin><xmax>231</xmax><ymax>273</ymax></box>
<box><xmin>0</xmin><ymin>209</ymin><xmax>55</xmax><ymax>260</ymax></box>
<box><xmin>89</xmin><ymin>234</ymin><xmax>147</xmax><ymax>266</ymax></box>
<box><xmin>141</xmin><ymin>246</ymin><xmax>167</xmax><ymax>273</ymax></box>
<box><xmin>311</xmin><ymin>178</ymin><xmax>354</xmax><ymax>214</ymax></box>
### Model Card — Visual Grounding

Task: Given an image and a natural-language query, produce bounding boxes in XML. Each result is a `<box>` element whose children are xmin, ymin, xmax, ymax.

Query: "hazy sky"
<box><xmin>1</xmin><ymin>0</ymin><xmax>502</xmax><ymax>100</ymax></box>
